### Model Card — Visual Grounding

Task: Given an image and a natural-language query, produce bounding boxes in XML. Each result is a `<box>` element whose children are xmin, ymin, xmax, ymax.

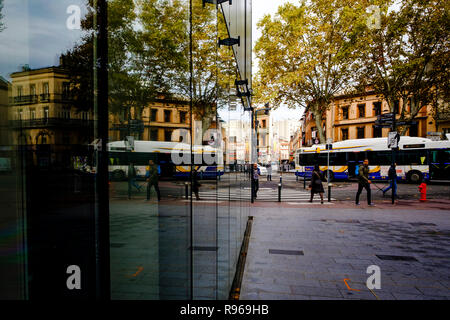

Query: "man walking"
<box><xmin>146</xmin><ymin>160</ymin><xmax>161</xmax><ymax>201</ymax></box>
<box><xmin>252</xmin><ymin>164</ymin><xmax>260</xmax><ymax>199</ymax></box>
<box><xmin>382</xmin><ymin>163</ymin><xmax>397</xmax><ymax>198</ymax></box>
<box><xmin>355</xmin><ymin>158</ymin><xmax>374</xmax><ymax>206</ymax></box>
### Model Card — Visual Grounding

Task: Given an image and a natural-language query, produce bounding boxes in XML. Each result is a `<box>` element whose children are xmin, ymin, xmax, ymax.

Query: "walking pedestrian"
<box><xmin>309</xmin><ymin>164</ymin><xmax>326</xmax><ymax>204</ymax></box>
<box><xmin>382</xmin><ymin>163</ymin><xmax>398</xmax><ymax>197</ymax></box>
<box><xmin>128</xmin><ymin>162</ymin><xmax>141</xmax><ymax>199</ymax></box>
<box><xmin>192</xmin><ymin>169</ymin><xmax>201</xmax><ymax>200</ymax></box>
<box><xmin>146</xmin><ymin>160</ymin><xmax>161</xmax><ymax>201</ymax></box>
<box><xmin>355</xmin><ymin>158</ymin><xmax>374</xmax><ymax>206</ymax></box>
<box><xmin>252</xmin><ymin>163</ymin><xmax>260</xmax><ymax>199</ymax></box>
<box><xmin>267</xmin><ymin>163</ymin><xmax>272</xmax><ymax>181</ymax></box>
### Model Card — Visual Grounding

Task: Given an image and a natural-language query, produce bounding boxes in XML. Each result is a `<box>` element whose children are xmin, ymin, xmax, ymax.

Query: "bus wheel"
<box><xmin>324</xmin><ymin>170</ymin><xmax>334</xmax><ymax>182</ymax></box>
<box><xmin>112</xmin><ymin>169</ymin><xmax>125</xmax><ymax>181</ymax></box>
<box><xmin>407</xmin><ymin>171</ymin><xmax>423</xmax><ymax>184</ymax></box>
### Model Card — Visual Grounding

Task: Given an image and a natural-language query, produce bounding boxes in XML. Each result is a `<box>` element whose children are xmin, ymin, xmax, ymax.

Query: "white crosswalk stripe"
<box><xmin>195</xmin><ymin>188</ymin><xmax>336</xmax><ymax>202</ymax></box>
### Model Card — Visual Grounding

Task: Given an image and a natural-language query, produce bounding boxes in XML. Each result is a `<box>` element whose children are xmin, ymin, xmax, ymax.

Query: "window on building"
<box><xmin>150</xmin><ymin>109</ymin><xmax>157</xmax><ymax>122</ymax></box>
<box><xmin>164</xmin><ymin>110</ymin><xmax>171</xmax><ymax>123</ymax></box>
<box><xmin>30</xmin><ymin>84</ymin><xmax>36</xmax><ymax>96</ymax></box>
<box><xmin>17</xmin><ymin>86</ymin><xmax>23</xmax><ymax>97</ymax></box>
<box><xmin>43</xmin><ymin>82</ymin><xmax>49</xmax><ymax>94</ymax></box>
<box><xmin>342</xmin><ymin>106</ymin><xmax>349</xmax><ymax>120</ymax></box>
<box><xmin>164</xmin><ymin>129</ymin><xmax>173</xmax><ymax>141</ymax></box>
<box><xmin>18</xmin><ymin>109</ymin><xmax>23</xmax><ymax>120</ymax></box>
<box><xmin>373</xmin><ymin>101</ymin><xmax>382</xmax><ymax>116</ymax></box>
<box><xmin>394</xmin><ymin>100</ymin><xmax>399</xmax><ymax>114</ymax></box>
<box><xmin>43</xmin><ymin>107</ymin><xmax>49</xmax><ymax>121</ymax></box>
<box><xmin>30</xmin><ymin>108</ymin><xmax>36</xmax><ymax>120</ymax></box>
<box><xmin>150</xmin><ymin>128</ymin><xmax>158</xmax><ymax>141</ymax></box>
<box><xmin>179</xmin><ymin>111</ymin><xmax>187</xmax><ymax>123</ymax></box>
<box><xmin>62</xmin><ymin>82</ymin><xmax>70</xmax><ymax>99</ymax></box>
<box><xmin>357</xmin><ymin>126</ymin><xmax>365</xmax><ymax>139</ymax></box>
<box><xmin>341</xmin><ymin>128</ymin><xmax>349</xmax><ymax>140</ymax></box>
<box><xmin>358</xmin><ymin>104</ymin><xmax>365</xmax><ymax>118</ymax></box>
<box><xmin>409</xmin><ymin>123</ymin><xmax>418</xmax><ymax>137</ymax></box>
<box><xmin>230</xmin><ymin>136</ymin><xmax>237</xmax><ymax>143</ymax></box>
<box><xmin>262</xmin><ymin>119</ymin><xmax>266</xmax><ymax>128</ymax></box>
<box><xmin>373</xmin><ymin>125</ymin><xmax>382</xmax><ymax>138</ymax></box>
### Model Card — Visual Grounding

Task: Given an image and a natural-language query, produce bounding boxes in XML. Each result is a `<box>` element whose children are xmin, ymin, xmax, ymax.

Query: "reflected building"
<box><xmin>0</xmin><ymin>0</ymin><xmax>253</xmax><ymax>300</ymax></box>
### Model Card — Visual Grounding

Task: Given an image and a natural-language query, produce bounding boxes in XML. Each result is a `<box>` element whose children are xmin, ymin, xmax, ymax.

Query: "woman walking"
<box><xmin>309</xmin><ymin>164</ymin><xmax>326</xmax><ymax>204</ymax></box>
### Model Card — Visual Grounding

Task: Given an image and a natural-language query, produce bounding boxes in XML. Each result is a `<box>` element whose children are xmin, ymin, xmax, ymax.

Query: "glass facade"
<box><xmin>0</xmin><ymin>0</ymin><xmax>252</xmax><ymax>300</ymax></box>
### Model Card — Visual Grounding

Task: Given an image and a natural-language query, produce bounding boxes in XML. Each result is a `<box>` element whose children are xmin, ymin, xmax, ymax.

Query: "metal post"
<box><xmin>328</xmin><ymin>185</ymin><xmax>331</xmax><ymax>202</ymax></box>
<box><xmin>278</xmin><ymin>183</ymin><xmax>281</xmax><ymax>202</ymax></box>
<box><xmin>392</xmin><ymin>111</ymin><xmax>396</xmax><ymax>205</ymax></box>
<box><xmin>304</xmin><ymin>175</ymin><xmax>306</xmax><ymax>189</ymax></box>
<box><xmin>296</xmin><ymin>172</ymin><xmax>298</xmax><ymax>181</ymax></box>
<box><xmin>185</xmin><ymin>181</ymin><xmax>189</xmax><ymax>199</ymax></box>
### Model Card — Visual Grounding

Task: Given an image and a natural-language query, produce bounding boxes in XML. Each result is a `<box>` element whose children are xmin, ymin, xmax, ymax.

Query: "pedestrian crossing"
<box><xmin>193</xmin><ymin>187</ymin><xmax>336</xmax><ymax>202</ymax></box>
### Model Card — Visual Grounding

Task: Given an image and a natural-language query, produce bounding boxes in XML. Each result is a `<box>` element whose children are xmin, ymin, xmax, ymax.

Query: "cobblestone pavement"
<box><xmin>240</xmin><ymin>205</ymin><xmax>450</xmax><ymax>300</ymax></box>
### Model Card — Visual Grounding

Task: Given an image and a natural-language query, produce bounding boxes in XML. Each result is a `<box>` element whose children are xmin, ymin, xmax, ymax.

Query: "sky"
<box><xmin>252</xmin><ymin>0</ymin><xmax>303</xmax><ymax>121</ymax></box>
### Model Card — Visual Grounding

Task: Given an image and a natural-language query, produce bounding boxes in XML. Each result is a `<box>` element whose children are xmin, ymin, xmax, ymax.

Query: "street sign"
<box><xmin>387</xmin><ymin>132</ymin><xmax>400</xmax><ymax>149</ymax></box>
<box><xmin>396</xmin><ymin>121</ymin><xmax>417</xmax><ymax>126</ymax></box>
<box><xmin>374</xmin><ymin>124</ymin><xmax>393</xmax><ymax>128</ymax></box>
<box><xmin>379</xmin><ymin>112</ymin><xmax>394</xmax><ymax>119</ymax></box>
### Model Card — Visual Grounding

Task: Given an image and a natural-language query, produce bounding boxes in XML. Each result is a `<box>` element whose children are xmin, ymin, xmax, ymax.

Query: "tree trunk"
<box><xmin>313</xmin><ymin>108</ymin><xmax>326</xmax><ymax>144</ymax></box>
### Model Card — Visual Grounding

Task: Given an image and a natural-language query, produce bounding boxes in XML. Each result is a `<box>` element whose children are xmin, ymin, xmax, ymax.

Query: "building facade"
<box><xmin>301</xmin><ymin>89</ymin><xmax>446</xmax><ymax>147</ymax></box>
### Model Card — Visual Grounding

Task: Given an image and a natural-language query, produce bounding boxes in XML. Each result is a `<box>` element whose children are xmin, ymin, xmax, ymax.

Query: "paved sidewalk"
<box><xmin>240</xmin><ymin>206</ymin><xmax>450</xmax><ymax>300</ymax></box>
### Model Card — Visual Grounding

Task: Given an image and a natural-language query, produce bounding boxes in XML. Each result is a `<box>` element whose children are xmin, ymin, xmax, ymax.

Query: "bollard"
<box><xmin>328</xmin><ymin>184</ymin><xmax>331</xmax><ymax>202</ymax></box>
<box><xmin>304</xmin><ymin>175</ymin><xmax>306</xmax><ymax>189</ymax></box>
<box><xmin>185</xmin><ymin>181</ymin><xmax>189</xmax><ymax>199</ymax></box>
<box><xmin>278</xmin><ymin>183</ymin><xmax>282</xmax><ymax>202</ymax></box>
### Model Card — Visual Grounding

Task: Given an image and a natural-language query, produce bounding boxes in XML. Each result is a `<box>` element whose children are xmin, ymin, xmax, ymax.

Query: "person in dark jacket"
<box><xmin>192</xmin><ymin>169</ymin><xmax>201</xmax><ymax>200</ymax></box>
<box><xmin>252</xmin><ymin>164</ymin><xmax>260</xmax><ymax>199</ymax></box>
<box><xmin>382</xmin><ymin>163</ymin><xmax>397</xmax><ymax>197</ymax></box>
<box><xmin>146</xmin><ymin>160</ymin><xmax>161</xmax><ymax>201</ymax></box>
<box><xmin>309</xmin><ymin>164</ymin><xmax>326</xmax><ymax>203</ymax></box>
<box><xmin>355</xmin><ymin>159</ymin><xmax>374</xmax><ymax>206</ymax></box>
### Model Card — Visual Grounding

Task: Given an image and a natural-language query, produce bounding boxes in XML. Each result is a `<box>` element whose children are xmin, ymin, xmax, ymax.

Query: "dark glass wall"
<box><xmin>0</xmin><ymin>0</ymin><xmax>252</xmax><ymax>300</ymax></box>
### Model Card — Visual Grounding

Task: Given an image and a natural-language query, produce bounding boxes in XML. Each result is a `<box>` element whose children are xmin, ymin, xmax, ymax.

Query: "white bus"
<box><xmin>107</xmin><ymin>140</ymin><xmax>224</xmax><ymax>181</ymax></box>
<box><xmin>295</xmin><ymin>136</ymin><xmax>450</xmax><ymax>183</ymax></box>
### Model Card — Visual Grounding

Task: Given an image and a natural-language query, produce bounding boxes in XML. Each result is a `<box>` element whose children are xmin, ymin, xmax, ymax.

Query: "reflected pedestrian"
<box><xmin>252</xmin><ymin>163</ymin><xmax>260</xmax><ymax>199</ymax></box>
<box><xmin>382</xmin><ymin>163</ymin><xmax>397</xmax><ymax>198</ymax></box>
<box><xmin>267</xmin><ymin>163</ymin><xmax>272</xmax><ymax>181</ymax></box>
<box><xmin>356</xmin><ymin>158</ymin><xmax>374</xmax><ymax>206</ymax></box>
<box><xmin>128</xmin><ymin>162</ymin><xmax>141</xmax><ymax>199</ymax></box>
<box><xmin>192</xmin><ymin>169</ymin><xmax>201</xmax><ymax>200</ymax></box>
<box><xmin>146</xmin><ymin>160</ymin><xmax>161</xmax><ymax>201</ymax></box>
<box><xmin>309</xmin><ymin>164</ymin><xmax>326</xmax><ymax>204</ymax></box>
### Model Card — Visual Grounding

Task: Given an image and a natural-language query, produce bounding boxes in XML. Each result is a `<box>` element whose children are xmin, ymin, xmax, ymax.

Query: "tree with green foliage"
<box><xmin>359</xmin><ymin>0</ymin><xmax>450</xmax><ymax>135</ymax></box>
<box><xmin>254</xmin><ymin>0</ymin><xmax>371</xmax><ymax>143</ymax></box>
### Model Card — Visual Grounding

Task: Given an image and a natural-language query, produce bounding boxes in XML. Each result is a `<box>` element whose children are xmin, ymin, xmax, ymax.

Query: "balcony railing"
<box><xmin>9</xmin><ymin>117</ymin><xmax>94</xmax><ymax>129</ymax></box>
<box><xmin>11</xmin><ymin>95</ymin><xmax>39</xmax><ymax>105</ymax></box>
<box><xmin>10</xmin><ymin>93</ymin><xmax>72</xmax><ymax>105</ymax></box>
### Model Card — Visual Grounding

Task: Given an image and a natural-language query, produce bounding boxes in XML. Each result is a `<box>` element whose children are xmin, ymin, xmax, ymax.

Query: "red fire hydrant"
<box><xmin>418</xmin><ymin>182</ymin><xmax>427</xmax><ymax>202</ymax></box>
